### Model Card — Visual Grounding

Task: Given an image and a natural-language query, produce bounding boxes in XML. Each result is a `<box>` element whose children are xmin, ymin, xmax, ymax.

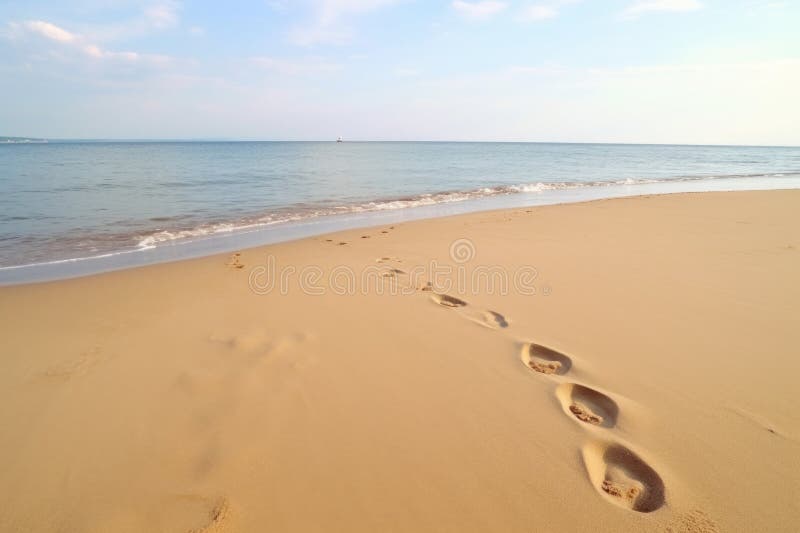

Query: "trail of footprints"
<box><xmin>339</xmin><ymin>250</ymin><xmax>668</xmax><ymax>515</ymax></box>
<box><xmin>421</xmin><ymin>278</ymin><xmax>667</xmax><ymax>514</ymax></box>
<box><xmin>371</xmin><ymin>258</ymin><xmax>511</xmax><ymax>330</ymax></box>
<box><xmin>221</xmin><ymin>244</ymin><xmax>671</xmax><ymax>521</ymax></box>
<box><xmin>521</xmin><ymin>339</ymin><xmax>666</xmax><ymax>513</ymax></box>
<box><xmin>429</xmin><ymin>293</ymin><xmax>510</xmax><ymax>330</ymax></box>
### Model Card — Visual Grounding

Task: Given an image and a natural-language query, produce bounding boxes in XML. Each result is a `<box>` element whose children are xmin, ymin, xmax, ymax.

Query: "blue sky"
<box><xmin>1</xmin><ymin>0</ymin><xmax>798</xmax><ymax>144</ymax></box>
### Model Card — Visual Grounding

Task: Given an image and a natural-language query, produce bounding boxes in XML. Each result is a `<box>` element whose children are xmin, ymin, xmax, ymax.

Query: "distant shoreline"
<box><xmin>0</xmin><ymin>137</ymin><xmax>47</xmax><ymax>144</ymax></box>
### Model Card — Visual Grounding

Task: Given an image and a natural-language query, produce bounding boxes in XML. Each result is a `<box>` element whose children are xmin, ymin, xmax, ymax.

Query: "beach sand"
<box><xmin>1</xmin><ymin>190</ymin><xmax>798</xmax><ymax>532</ymax></box>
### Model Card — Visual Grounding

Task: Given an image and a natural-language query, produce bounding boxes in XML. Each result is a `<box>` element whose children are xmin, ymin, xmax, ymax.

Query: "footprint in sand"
<box><xmin>227</xmin><ymin>253</ymin><xmax>244</xmax><ymax>269</ymax></box>
<box><xmin>466</xmin><ymin>310</ymin><xmax>509</xmax><ymax>330</ymax></box>
<box><xmin>381</xmin><ymin>267</ymin><xmax>406</xmax><ymax>278</ymax></box>
<box><xmin>556</xmin><ymin>383</ymin><xmax>619</xmax><ymax>428</ymax></box>
<box><xmin>430</xmin><ymin>293</ymin><xmax>468</xmax><ymax>308</ymax></box>
<box><xmin>430</xmin><ymin>294</ymin><xmax>510</xmax><ymax>330</ymax></box>
<box><xmin>582</xmin><ymin>440</ymin><xmax>665</xmax><ymax>513</ymax></box>
<box><xmin>520</xmin><ymin>342</ymin><xmax>572</xmax><ymax>375</ymax></box>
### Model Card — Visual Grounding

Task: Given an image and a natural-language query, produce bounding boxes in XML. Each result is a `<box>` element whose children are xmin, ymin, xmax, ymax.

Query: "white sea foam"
<box><xmin>5</xmin><ymin>171</ymin><xmax>798</xmax><ymax>274</ymax></box>
<box><xmin>129</xmin><ymin>174</ymin><xmax>747</xmax><ymax>250</ymax></box>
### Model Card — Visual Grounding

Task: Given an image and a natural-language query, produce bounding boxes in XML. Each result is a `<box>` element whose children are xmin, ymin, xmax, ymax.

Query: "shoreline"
<box><xmin>3</xmin><ymin>175</ymin><xmax>800</xmax><ymax>286</ymax></box>
<box><xmin>1</xmin><ymin>189</ymin><xmax>798</xmax><ymax>531</ymax></box>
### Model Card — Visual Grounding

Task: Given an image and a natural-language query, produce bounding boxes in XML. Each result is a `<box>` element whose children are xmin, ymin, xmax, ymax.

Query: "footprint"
<box><xmin>361</xmin><ymin>235</ymin><xmax>370</xmax><ymax>239</ymax></box>
<box><xmin>582</xmin><ymin>440</ymin><xmax>665</xmax><ymax>513</ymax></box>
<box><xmin>556</xmin><ymin>383</ymin><xmax>618</xmax><ymax>428</ymax></box>
<box><xmin>430</xmin><ymin>293</ymin><xmax>468</xmax><ymax>308</ymax></box>
<box><xmin>381</xmin><ymin>269</ymin><xmax>408</xmax><ymax>282</ymax></box>
<box><xmin>376</xmin><ymin>256</ymin><xmax>404</xmax><ymax>265</ymax></box>
<box><xmin>483</xmin><ymin>311</ymin><xmax>508</xmax><ymax>328</ymax></box>
<box><xmin>338</xmin><ymin>242</ymin><xmax>348</xmax><ymax>246</ymax></box>
<box><xmin>520</xmin><ymin>342</ymin><xmax>572</xmax><ymax>375</ymax></box>
<box><xmin>467</xmin><ymin>310</ymin><xmax>509</xmax><ymax>330</ymax></box>
<box><xmin>227</xmin><ymin>253</ymin><xmax>244</xmax><ymax>269</ymax></box>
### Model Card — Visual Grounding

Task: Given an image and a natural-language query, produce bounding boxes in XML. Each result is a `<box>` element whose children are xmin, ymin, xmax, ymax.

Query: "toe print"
<box><xmin>582</xmin><ymin>440</ymin><xmax>665</xmax><ymax>513</ymax></box>
<box><xmin>556</xmin><ymin>383</ymin><xmax>619</xmax><ymax>428</ymax></box>
<box><xmin>520</xmin><ymin>343</ymin><xmax>572</xmax><ymax>375</ymax></box>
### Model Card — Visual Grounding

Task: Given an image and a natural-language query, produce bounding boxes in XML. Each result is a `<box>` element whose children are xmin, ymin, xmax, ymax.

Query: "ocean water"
<box><xmin>2</xmin><ymin>141</ymin><xmax>800</xmax><ymax>283</ymax></box>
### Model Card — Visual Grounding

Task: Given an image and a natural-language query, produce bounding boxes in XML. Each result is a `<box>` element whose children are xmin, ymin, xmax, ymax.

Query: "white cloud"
<box><xmin>23</xmin><ymin>20</ymin><xmax>78</xmax><ymax>43</ymax></box>
<box><xmin>144</xmin><ymin>2</ymin><xmax>181</xmax><ymax>29</ymax></box>
<box><xmin>6</xmin><ymin>19</ymin><xmax>171</xmax><ymax>67</ymax></box>
<box><xmin>81</xmin><ymin>1</ymin><xmax>182</xmax><ymax>42</ymax></box>
<box><xmin>521</xmin><ymin>5</ymin><xmax>558</xmax><ymax>20</ymax></box>
<box><xmin>622</xmin><ymin>0</ymin><xmax>703</xmax><ymax>18</ymax></box>
<box><xmin>519</xmin><ymin>1</ymin><xmax>580</xmax><ymax>21</ymax></box>
<box><xmin>452</xmin><ymin>1</ymin><xmax>508</xmax><ymax>20</ymax></box>
<box><xmin>289</xmin><ymin>0</ymin><xmax>399</xmax><ymax>46</ymax></box>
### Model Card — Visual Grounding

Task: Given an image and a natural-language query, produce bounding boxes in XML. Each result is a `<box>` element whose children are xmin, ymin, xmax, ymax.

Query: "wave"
<box><xmin>130</xmin><ymin>171</ymin><xmax>798</xmax><ymax>249</ymax></box>
<box><xmin>2</xmin><ymin>171</ymin><xmax>799</xmax><ymax>271</ymax></box>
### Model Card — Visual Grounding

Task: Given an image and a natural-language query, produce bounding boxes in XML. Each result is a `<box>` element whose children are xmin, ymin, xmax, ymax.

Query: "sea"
<box><xmin>2</xmin><ymin>141</ymin><xmax>799</xmax><ymax>284</ymax></box>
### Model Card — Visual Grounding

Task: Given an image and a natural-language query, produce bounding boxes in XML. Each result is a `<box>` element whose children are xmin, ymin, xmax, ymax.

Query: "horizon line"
<box><xmin>3</xmin><ymin>138</ymin><xmax>799</xmax><ymax>149</ymax></box>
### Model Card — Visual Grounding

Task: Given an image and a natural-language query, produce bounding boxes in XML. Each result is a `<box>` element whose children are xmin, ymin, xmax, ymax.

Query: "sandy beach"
<box><xmin>1</xmin><ymin>189</ymin><xmax>798</xmax><ymax>532</ymax></box>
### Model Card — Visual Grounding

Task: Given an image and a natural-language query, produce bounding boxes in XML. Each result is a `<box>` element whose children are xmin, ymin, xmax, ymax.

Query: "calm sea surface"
<box><xmin>2</xmin><ymin>141</ymin><xmax>800</xmax><ymax>282</ymax></box>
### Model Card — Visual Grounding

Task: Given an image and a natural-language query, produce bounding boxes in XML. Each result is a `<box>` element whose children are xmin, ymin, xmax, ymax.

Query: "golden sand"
<box><xmin>1</xmin><ymin>190</ymin><xmax>798</xmax><ymax>532</ymax></box>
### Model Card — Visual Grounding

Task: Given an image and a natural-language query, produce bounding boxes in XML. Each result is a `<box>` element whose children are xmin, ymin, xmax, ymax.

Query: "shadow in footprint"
<box><xmin>520</xmin><ymin>343</ymin><xmax>572</xmax><ymax>375</ymax></box>
<box><xmin>430</xmin><ymin>293</ymin><xmax>468</xmax><ymax>308</ymax></box>
<box><xmin>429</xmin><ymin>294</ymin><xmax>510</xmax><ymax>330</ymax></box>
<box><xmin>582</xmin><ymin>440</ymin><xmax>665</xmax><ymax>513</ymax></box>
<box><xmin>557</xmin><ymin>383</ymin><xmax>618</xmax><ymax>428</ymax></box>
<box><xmin>484</xmin><ymin>311</ymin><xmax>508</xmax><ymax>328</ymax></box>
<box><xmin>468</xmin><ymin>310</ymin><xmax>509</xmax><ymax>329</ymax></box>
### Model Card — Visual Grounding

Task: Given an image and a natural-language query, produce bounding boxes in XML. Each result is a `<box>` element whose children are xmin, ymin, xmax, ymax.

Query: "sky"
<box><xmin>0</xmin><ymin>0</ymin><xmax>798</xmax><ymax>144</ymax></box>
